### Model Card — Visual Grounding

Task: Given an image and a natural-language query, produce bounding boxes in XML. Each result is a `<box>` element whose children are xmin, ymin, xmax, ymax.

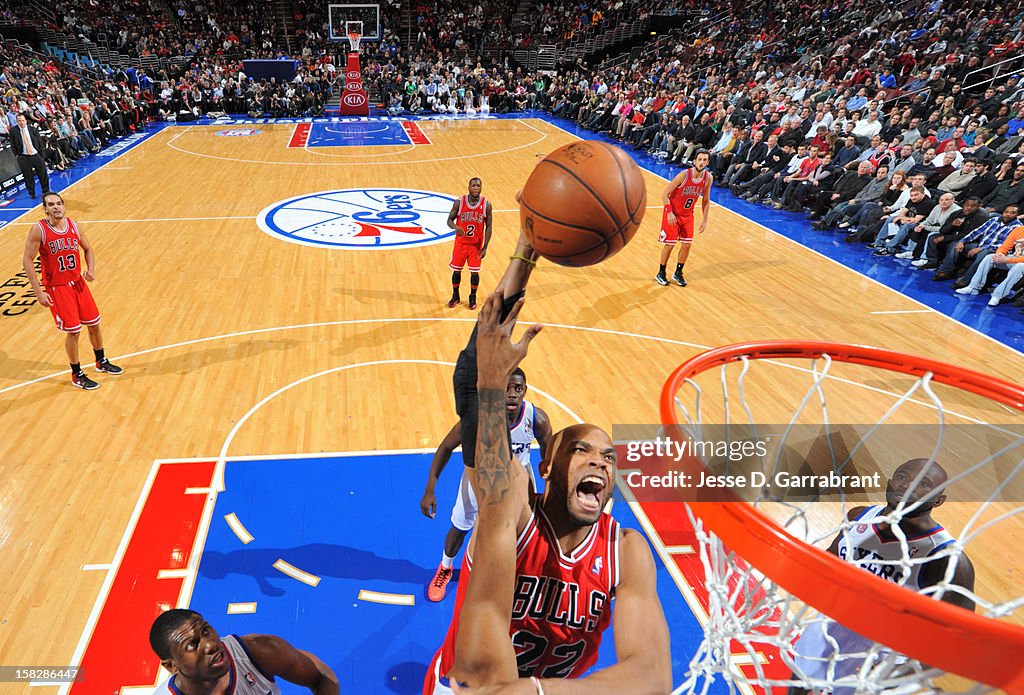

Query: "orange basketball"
<box><xmin>519</xmin><ymin>141</ymin><xmax>646</xmax><ymax>267</ymax></box>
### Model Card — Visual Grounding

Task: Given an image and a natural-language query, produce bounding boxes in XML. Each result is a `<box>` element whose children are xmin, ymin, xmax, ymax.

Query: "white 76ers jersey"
<box><xmin>835</xmin><ymin>505</ymin><xmax>955</xmax><ymax>589</ymax></box>
<box><xmin>154</xmin><ymin>634</ymin><xmax>280</xmax><ymax>695</ymax></box>
<box><xmin>509</xmin><ymin>401</ymin><xmax>537</xmax><ymax>472</ymax></box>
<box><xmin>793</xmin><ymin>505</ymin><xmax>957</xmax><ymax>690</ymax></box>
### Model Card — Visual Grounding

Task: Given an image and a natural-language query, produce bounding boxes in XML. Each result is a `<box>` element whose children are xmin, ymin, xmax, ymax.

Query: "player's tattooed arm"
<box><xmin>475</xmin><ymin>387</ymin><xmax>517</xmax><ymax>506</ymax></box>
<box><xmin>474</xmin><ymin>290</ymin><xmax>542</xmax><ymax>510</ymax></box>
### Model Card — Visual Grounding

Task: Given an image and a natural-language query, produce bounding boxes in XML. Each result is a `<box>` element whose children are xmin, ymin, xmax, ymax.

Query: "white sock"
<box><xmin>440</xmin><ymin>552</ymin><xmax>456</xmax><ymax>569</ymax></box>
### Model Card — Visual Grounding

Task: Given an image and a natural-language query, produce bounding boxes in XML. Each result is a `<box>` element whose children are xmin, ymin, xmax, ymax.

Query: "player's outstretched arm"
<box><xmin>453</xmin><ymin>530</ymin><xmax>673</xmax><ymax>695</ymax></box>
<box><xmin>452</xmin><ymin>291</ymin><xmax>542</xmax><ymax>686</ymax></box>
<box><xmin>242</xmin><ymin>634</ymin><xmax>339</xmax><ymax>695</ymax></box>
<box><xmin>422</xmin><ymin>423</ymin><xmax>463</xmax><ymax>518</ymax></box>
<box><xmin>495</xmin><ymin>196</ymin><xmax>541</xmax><ymax>300</ymax></box>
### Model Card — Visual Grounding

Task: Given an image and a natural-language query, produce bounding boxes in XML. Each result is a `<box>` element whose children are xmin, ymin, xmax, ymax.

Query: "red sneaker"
<box><xmin>428</xmin><ymin>564</ymin><xmax>453</xmax><ymax>602</ymax></box>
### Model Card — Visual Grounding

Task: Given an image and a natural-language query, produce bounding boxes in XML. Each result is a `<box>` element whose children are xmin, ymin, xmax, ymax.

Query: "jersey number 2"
<box><xmin>56</xmin><ymin>254</ymin><xmax>77</xmax><ymax>272</ymax></box>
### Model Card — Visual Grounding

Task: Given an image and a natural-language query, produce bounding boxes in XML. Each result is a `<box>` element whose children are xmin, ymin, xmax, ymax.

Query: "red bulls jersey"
<box><xmin>668</xmin><ymin>167</ymin><xmax>708</xmax><ymax>217</ymax></box>
<box><xmin>38</xmin><ymin>217</ymin><xmax>83</xmax><ymax>287</ymax></box>
<box><xmin>456</xmin><ymin>195</ymin><xmax>488</xmax><ymax>246</ymax></box>
<box><xmin>429</xmin><ymin>500</ymin><xmax>621</xmax><ymax>685</ymax></box>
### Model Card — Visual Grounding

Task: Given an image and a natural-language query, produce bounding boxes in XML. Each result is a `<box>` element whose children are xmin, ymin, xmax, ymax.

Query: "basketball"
<box><xmin>519</xmin><ymin>141</ymin><xmax>646</xmax><ymax>267</ymax></box>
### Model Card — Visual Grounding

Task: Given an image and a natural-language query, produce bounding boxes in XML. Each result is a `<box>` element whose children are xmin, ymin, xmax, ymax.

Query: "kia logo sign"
<box><xmin>346</xmin><ymin>70</ymin><xmax>360</xmax><ymax>80</ymax></box>
<box><xmin>346</xmin><ymin>82</ymin><xmax>364</xmax><ymax>92</ymax></box>
<box><xmin>343</xmin><ymin>93</ymin><xmax>367</xmax><ymax>107</ymax></box>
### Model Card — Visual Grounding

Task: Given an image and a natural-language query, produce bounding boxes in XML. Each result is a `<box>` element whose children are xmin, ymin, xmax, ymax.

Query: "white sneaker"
<box><xmin>911</xmin><ymin>259</ymin><xmax>929</xmax><ymax>267</ymax></box>
<box><xmin>988</xmin><ymin>296</ymin><xmax>1001</xmax><ymax>306</ymax></box>
<box><xmin>955</xmin><ymin>287</ymin><xmax>979</xmax><ymax>296</ymax></box>
<box><xmin>895</xmin><ymin>251</ymin><xmax>914</xmax><ymax>259</ymax></box>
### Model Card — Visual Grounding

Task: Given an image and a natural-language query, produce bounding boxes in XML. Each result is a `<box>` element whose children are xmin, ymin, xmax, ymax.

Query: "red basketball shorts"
<box><xmin>449</xmin><ymin>240</ymin><xmax>482</xmax><ymax>272</ymax></box>
<box><xmin>659</xmin><ymin>207</ymin><xmax>694</xmax><ymax>245</ymax></box>
<box><xmin>47</xmin><ymin>280</ymin><xmax>100</xmax><ymax>333</ymax></box>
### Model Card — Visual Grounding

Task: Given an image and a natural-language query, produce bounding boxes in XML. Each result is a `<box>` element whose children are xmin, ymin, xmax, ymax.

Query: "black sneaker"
<box><xmin>655</xmin><ymin>273</ymin><xmax>669</xmax><ymax>286</ymax></box>
<box><xmin>672</xmin><ymin>271</ymin><xmax>687</xmax><ymax>287</ymax></box>
<box><xmin>95</xmin><ymin>358</ymin><xmax>123</xmax><ymax>375</ymax></box>
<box><xmin>447</xmin><ymin>297</ymin><xmax>460</xmax><ymax>308</ymax></box>
<box><xmin>872</xmin><ymin>248</ymin><xmax>892</xmax><ymax>256</ymax></box>
<box><xmin>468</xmin><ymin>294</ymin><xmax>477</xmax><ymax>310</ymax></box>
<box><xmin>72</xmin><ymin>372</ymin><xmax>100</xmax><ymax>390</ymax></box>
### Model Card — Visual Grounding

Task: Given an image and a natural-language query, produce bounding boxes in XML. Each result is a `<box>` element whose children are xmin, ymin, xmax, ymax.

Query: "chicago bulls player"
<box><xmin>657</xmin><ymin>149</ymin><xmax>713</xmax><ymax>287</ymax></box>
<box><xmin>22</xmin><ymin>192</ymin><xmax>122</xmax><ymax>390</ymax></box>
<box><xmin>447</xmin><ymin>178</ymin><xmax>493</xmax><ymax>310</ymax></box>
<box><xmin>423</xmin><ymin>287</ymin><xmax>671</xmax><ymax>694</ymax></box>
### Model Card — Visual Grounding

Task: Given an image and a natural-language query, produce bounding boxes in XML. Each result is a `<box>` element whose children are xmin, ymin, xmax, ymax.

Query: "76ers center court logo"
<box><xmin>257</xmin><ymin>189</ymin><xmax>457</xmax><ymax>249</ymax></box>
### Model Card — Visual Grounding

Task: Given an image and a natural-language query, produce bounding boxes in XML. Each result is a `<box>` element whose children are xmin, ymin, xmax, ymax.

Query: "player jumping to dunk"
<box><xmin>448</xmin><ymin>177</ymin><xmax>493</xmax><ymax>310</ymax></box>
<box><xmin>657</xmin><ymin>149</ymin><xmax>712</xmax><ymax>287</ymax></box>
<box><xmin>423</xmin><ymin>220</ymin><xmax>671</xmax><ymax>693</ymax></box>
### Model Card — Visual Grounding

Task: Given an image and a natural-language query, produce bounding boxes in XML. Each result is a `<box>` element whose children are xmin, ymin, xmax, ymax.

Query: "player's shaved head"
<box><xmin>547</xmin><ymin>423</ymin><xmax>609</xmax><ymax>463</ymax></box>
<box><xmin>897</xmin><ymin>458</ymin><xmax>948</xmax><ymax>484</ymax></box>
<box><xmin>886</xmin><ymin>458</ymin><xmax>949</xmax><ymax>515</ymax></box>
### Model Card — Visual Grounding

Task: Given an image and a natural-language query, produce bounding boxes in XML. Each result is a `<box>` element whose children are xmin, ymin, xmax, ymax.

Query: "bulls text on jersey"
<box><xmin>47</xmin><ymin>237</ymin><xmax>79</xmax><ymax>254</ymax></box>
<box><xmin>511</xmin><ymin>574</ymin><xmax>608</xmax><ymax>633</ymax></box>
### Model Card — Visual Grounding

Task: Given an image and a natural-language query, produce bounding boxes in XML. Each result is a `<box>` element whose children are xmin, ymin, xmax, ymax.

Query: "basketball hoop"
<box><xmin>658</xmin><ymin>341</ymin><xmax>1024</xmax><ymax>693</ymax></box>
<box><xmin>347</xmin><ymin>31</ymin><xmax>361</xmax><ymax>54</ymax></box>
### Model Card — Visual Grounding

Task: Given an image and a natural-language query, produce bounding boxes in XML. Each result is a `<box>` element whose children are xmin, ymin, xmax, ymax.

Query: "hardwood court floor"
<box><xmin>0</xmin><ymin>117</ymin><xmax>1020</xmax><ymax>688</ymax></box>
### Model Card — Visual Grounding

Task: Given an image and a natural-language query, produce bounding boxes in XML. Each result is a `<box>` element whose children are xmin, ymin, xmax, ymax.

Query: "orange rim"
<box><xmin>659</xmin><ymin>341</ymin><xmax>1024</xmax><ymax>692</ymax></box>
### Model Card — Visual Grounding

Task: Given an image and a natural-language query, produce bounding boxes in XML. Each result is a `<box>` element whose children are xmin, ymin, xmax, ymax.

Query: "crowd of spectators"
<box><xmin>0</xmin><ymin>42</ymin><xmax>152</xmax><ymax>174</ymax></box>
<box><xmin>524</xmin><ymin>0</ymin><xmax>1024</xmax><ymax>312</ymax></box>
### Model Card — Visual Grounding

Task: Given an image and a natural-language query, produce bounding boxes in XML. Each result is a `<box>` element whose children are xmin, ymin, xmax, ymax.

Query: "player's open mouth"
<box><xmin>210</xmin><ymin>649</ymin><xmax>225</xmax><ymax>667</ymax></box>
<box><xmin>576</xmin><ymin>475</ymin><xmax>606</xmax><ymax>512</ymax></box>
<box><xmin>506</xmin><ymin>402</ymin><xmax>519</xmax><ymax>412</ymax></box>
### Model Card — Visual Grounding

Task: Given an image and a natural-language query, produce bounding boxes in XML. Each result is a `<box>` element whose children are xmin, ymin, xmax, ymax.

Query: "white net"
<box><xmin>345</xmin><ymin>21</ymin><xmax>363</xmax><ymax>53</ymax></box>
<box><xmin>658</xmin><ymin>346</ymin><xmax>1024</xmax><ymax>695</ymax></box>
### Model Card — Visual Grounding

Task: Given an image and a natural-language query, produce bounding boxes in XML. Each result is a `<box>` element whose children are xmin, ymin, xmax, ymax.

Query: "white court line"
<box><xmin>870</xmin><ymin>309</ymin><xmax>933</xmax><ymax>315</ymax></box>
<box><xmin>60</xmin><ymin>460</ymin><xmax>162</xmax><ymax>695</ymax></box>
<box><xmin>227</xmin><ymin>601</ymin><xmax>257</xmax><ymax>614</ymax></box>
<box><xmin>273</xmin><ymin>559</ymin><xmax>321</xmax><ymax>586</ymax></box>
<box><xmin>224</xmin><ymin>512</ymin><xmax>254</xmax><ymax>544</ymax></box>
<box><xmin>80</xmin><ymin>563</ymin><xmax>111</xmax><ymax>571</ymax></box>
<box><xmin>165</xmin><ymin>118</ymin><xmax>548</xmax><ymax>166</ymax></box>
<box><xmin>358</xmin><ymin>589</ymin><xmax>415</xmax><ymax>606</ymax></box>
<box><xmin>157</xmin><ymin>569</ymin><xmax>190</xmax><ymax>579</ymax></box>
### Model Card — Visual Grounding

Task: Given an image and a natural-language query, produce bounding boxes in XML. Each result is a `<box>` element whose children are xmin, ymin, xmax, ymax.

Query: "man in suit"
<box><xmin>10</xmin><ymin>113</ymin><xmax>49</xmax><ymax>199</ymax></box>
